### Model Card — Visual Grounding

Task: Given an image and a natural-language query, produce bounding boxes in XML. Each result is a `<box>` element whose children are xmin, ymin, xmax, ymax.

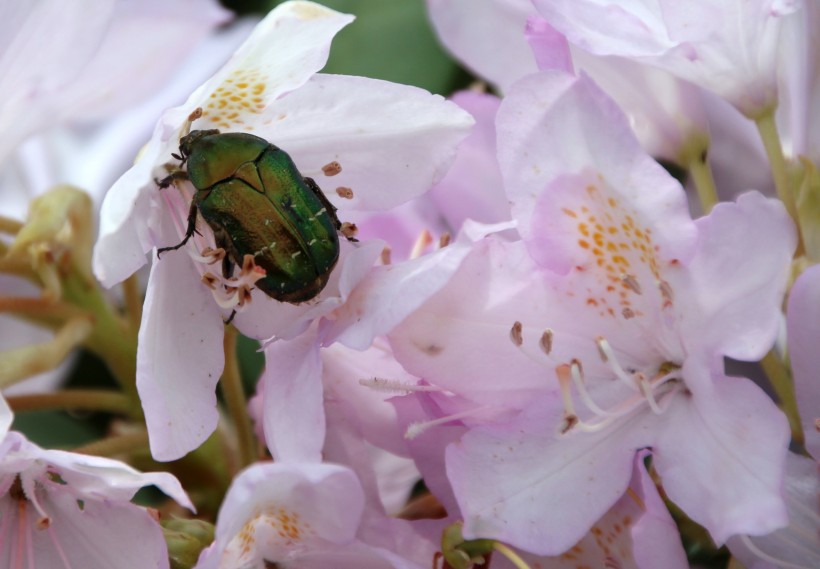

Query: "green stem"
<box><xmin>493</xmin><ymin>543</ymin><xmax>531</xmax><ymax>569</ymax></box>
<box><xmin>688</xmin><ymin>151</ymin><xmax>719</xmax><ymax>214</ymax></box>
<box><xmin>761</xmin><ymin>349</ymin><xmax>804</xmax><ymax>446</ymax></box>
<box><xmin>220</xmin><ymin>326</ymin><xmax>257</xmax><ymax>471</ymax></box>
<box><xmin>7</xmin><ymin>389</ymin><xmax>130</xmax><ymax>414</ymax></box>
<box><xmin>755</xmin><ymin>111</ymin><xmax>798</xmax><ymax>222</ymax></box>
<box><xmin>61</xmin><ymin>271</ymin><xmax>140</xmax><ymax>418</ymax></box>
<box><xmin>74</xmin><ymin>431</ymin><xmax>150</xmax><ymax>458</ymax></box>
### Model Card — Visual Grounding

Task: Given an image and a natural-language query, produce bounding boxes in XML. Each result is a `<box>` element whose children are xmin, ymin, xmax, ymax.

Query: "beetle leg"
<box><xmin>155</xmin><ymin>170</ymin><xmax>189</xmax><ymax>190</ymax></box>
<box><xmin>303</xmin><ymin>176</ymin><xmax>357</xmax><ymax>242</ymax></box>
<box><xmin>157</xmin><ymin>200</ymin><xmax>199</xmax><ymax>258</ymax></box>
<box><xmin>224</xmin><ymin>310</ymin><xmax>237</xmax><ymax>325</ymax></box>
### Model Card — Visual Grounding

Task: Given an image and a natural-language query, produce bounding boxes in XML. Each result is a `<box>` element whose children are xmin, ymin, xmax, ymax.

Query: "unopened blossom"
<box><xmin>531</xmin><ymin>0</ymin><xmax>803</xmax><ymax>116</ymax></box>
<box><xmin>390</xmin><ymin>70</ymin><xmax>795</xmax><ymax>554</ymax></box>
<box><xmin>93</xmin><ymin>0</ymin><xmax>473</xmax><ymax>461</ymax></box>
<box><xmin>0</xmin><ymin>431</ymin><xmax>193</xmax><ymax>569</ymax></box>
<box><xmin>195</xmin><ymin>462</ymin><xmax>429</xmax><ymax>569</ymax></box>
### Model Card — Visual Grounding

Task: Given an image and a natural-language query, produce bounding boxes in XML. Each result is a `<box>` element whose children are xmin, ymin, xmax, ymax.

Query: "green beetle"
<box><xmin>157</xmin><ymin>118</ymin><xmax>342</xmax><ymax>304</ymax></box>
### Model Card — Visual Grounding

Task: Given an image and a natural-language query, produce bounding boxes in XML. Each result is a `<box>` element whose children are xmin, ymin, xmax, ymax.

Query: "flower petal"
<box><xmin>261</xmin><ymin>327</ymin><xmax>325</xmax><ymax>462</ymax></box>
<box><xmin>259</xmin><ymin>73</ymin><xmax>474</xmax><ymax>211</ymax></box>
<box><xmin>788</xmin><ymin>264</ymin><xmax>820</xmax><ymax>460</ymax></box>
<box><xmin>497</xmin><ymin>71</ymin><xmax>697</xmax><ymax>273</ymax></box>
<box><xmin>675</xmin><ymin>192</ymin><xmax>796</xmax><ymax>365</ymax></box>
<box><xmin>654</xmin><ymin>371</ymin><xmax>790</xmax><ymax>544</ymax></box>
<box><xmin>137</xmin><ymin>248</ymin><xmax>225</xmax><ymax>461</ymax></box>
<box><xmin>446</xmin><ymin>395</ymin><xmax>652</xmax><ymax>555</ymax></box>
<box><xmin>426</xmin><ymin>0</ymin><xmax>537</xmax><ymax>92</ymax></box>
<box><xmin>189</xmin><ymin>0</ymin><xmax>354</xmax><ymax>131</ymax></box>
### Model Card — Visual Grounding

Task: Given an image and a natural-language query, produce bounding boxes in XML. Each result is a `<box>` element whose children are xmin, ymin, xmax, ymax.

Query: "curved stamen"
<box><xmin>405</xmin><ymin>405</ymin><xmax>492</xmax><ymax>440</ymax></box>
<box><xmin>359</xmin><ymin>378</ymin><xmax>445</xmax><ymax>394</ymax></box>
<box><xmin>595</xmin><ymin>338</ymin><xmax>639</xmax><ymax>391</ymax></box>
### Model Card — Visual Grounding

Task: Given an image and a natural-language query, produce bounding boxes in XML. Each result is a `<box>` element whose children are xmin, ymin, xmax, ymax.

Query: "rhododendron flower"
<box><xmin>195</xmin><ymin>462</ymin><xmax>429</xmax><ymax>569</ymax></box>
<box><xmin>390</xmin><ymin>71</ymin><xmax>796</xmax><ymax>554</ymax></box>
<box><xmin>531</xmin><ymin>0</ymin><xmax>803</xmax><ymax>116</ymax></box>
<box><xmin>0</xmin><ymin>431</ymin><xmax>193</xmax><ymax>568</ymax></box>
<box><xmin>92</xmin><ymin>0</ymin><xmax>472</xmax><ymax>461</ymax></box>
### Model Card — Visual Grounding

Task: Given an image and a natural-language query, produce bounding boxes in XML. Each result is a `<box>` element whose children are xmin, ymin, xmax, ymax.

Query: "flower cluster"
<box><xmin>1</xmin><ymin>0</ymin><xmax>818</xmax><ymax>567</ymax></box>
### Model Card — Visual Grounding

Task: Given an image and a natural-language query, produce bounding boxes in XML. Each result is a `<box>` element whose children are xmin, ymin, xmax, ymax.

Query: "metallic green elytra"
<box><xmin>157</xmin><ymin>127</ymin><xmax>341</xmax><ymax>304</ymax></box>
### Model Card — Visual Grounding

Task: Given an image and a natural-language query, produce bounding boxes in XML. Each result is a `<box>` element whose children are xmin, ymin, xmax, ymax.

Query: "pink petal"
<box><xmin>497</xmin><ymin>71</ymin><xmax>697</xmax><ymax>273</ymax></box>
<box><xmin>654</xmin><ymin>371</ymin><xmax>789</xmax><ymax>544</ymax></box>
<box><xmin>6</xmin><ymin>488</ymin><xmax>171</xmax><ymax>569</ymax></box>
<box><xmin>446</xmin><ymin>395</ymin><xmax>653</xmax><ymax>555</ymax></box>
<box><xmin>630</xmin><ymin>452</ymin><xmax>688</xmax><ymax>569</ymax></box>
<box><xmin>525</xmin><ymin>16</ymin><xmax>573</xmax><ymax>73</ymax></box>
<box><xmin>261</xmin><ymin>328</ymin><xmax>325</xmax><ymax>462</ymax></box>
<box><xmin>389</xmin><ymin>237</ymin><xmax>552</xmax><ymax>406</ymax></box>
<box><xmin>787</xmin><ymin>264</ymin><xmax>820</xmax><ymax>460</ymax></box>
<box><xmin>427</xmin><ymin>91</ymin><xmax>512</xmax><ymax>230</ymax></box>
<box><xmin>675</xmin><ymin>192</ymin><xmax>796</xmax><ymax>367</ymax></box>
<box><xmin>326</xmin><ymin>233</ymin><xmax>476</xmax><ymax>350</ymax></box>
<box><xmin>137</xmin><ymin>249</ymin><xmax>225</xmax><ymax>461</ymax></box>
<box><xmin>426</xmin><ymin>0</ymin><xmax>538</xmax><ymax>92</ymax></box>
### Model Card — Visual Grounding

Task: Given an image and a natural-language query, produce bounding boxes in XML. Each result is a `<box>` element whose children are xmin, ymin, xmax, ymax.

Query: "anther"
<box><xmin>322</xmin><ymin>161</ymin><xmax>342</xmax><ymax>176</ymax></box>
<box><xmin>341</xmin><ymin>222</ymin><xmax>358</xmax><ymax>239</ymax></box>
<box><xmin>336</xmin><ymin>187</ymin><xmax>354</xmax><ymax>199</ymax></box>
<box><xmin>622</xmin><ymin>307</ymin><xmax>635</xmax><ymax>319</ymax></box>
<box><xmin>510</xmin><ymin>321</ymin><xmax>523</xmax><ymax>347</ymax></box>
<box><xmin>439</xmin><ymin>232</ymin><xmax>451</xmax><ymax>248</ymax></box>
<box><xmin>621</xmin><ymin>273</ymin><xmax>642</xmax><ymax>294</ymax></box>
<box><xmin>659</xmin><ymin>280</ymin><xmax>674</xmax><ymax>305</ymax></box>
<box><xmin>381</xmin><ymin>246</ymin><xmax>392</xmax><ymax>265</ymax></box>
<box><xmin>409</xmin><ymin>230</ymin><xmax>433</xmax><ymax>259</ymax></box>
<box><xmin>539</xmin><ymin>329</ymin><xmax>553</xmax><ymax>355</ymax></box>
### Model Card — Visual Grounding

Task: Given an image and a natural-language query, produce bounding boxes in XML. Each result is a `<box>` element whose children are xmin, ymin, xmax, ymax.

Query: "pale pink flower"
<box><xmin>390</xmin><ymin>71</ymin><xmax>796</xmax><ymax>554</ymax></box>
<box><xmin>0</xmin><ymin>431</ymin><xmax>193</xmax><ymax>569</ymax></box>
<box><xmin>195</xmin><ymin>462</ymin><xmax>429</xmax><ymax>569</ymax></box>
<box><xmin>92</xmin><ymin>0</ymin><xmax>473</xmax><ymax>461</ymax></box>
<box><xmin>531</xmin><ymin>0</ymin><xmax>803</xmax><ymax>116</ymax></box>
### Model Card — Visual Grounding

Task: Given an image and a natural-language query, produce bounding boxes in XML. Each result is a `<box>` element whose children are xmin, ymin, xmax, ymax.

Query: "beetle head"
<box><xmin>178</xmin><ymin>129</ymin><xmax>220</xmax><ymax>161</ymax></box>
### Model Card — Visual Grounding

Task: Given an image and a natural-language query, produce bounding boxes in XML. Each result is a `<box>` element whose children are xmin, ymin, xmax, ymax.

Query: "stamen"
<box><xmin>539</xmin><ymin>329</ymin><xmax>553</xmax><ymax>355</ymax></box>
<box><xmin>409</xmin><ymin>230</ymin><xmax>433</xmax><ymax>259</ymax></box>
<box><xmin>340</xmin><ymin>222</ymin><xmax>358</xmax><ymax>239</ymax></box>
<box><xmin>595</xmin><ymin>338</ymin><xmax>639</xmax><ymax>391</ymax></box>
<box><xmin>636</xmin><ymin>373</ymin><xmax>663</xmax><ymax>414</ymax></box>
<box><xmin>190</xmin><ymin>247</ymin><xmax>225</xmax><ymax>265</ymax></box>
<box><xmin>738</xmin><ymin>534</ymin><xmax>811</xmax><ymax>569</ymax></box>
<box><xmin>359</xmin><ymin>378</ymin><xmax>444</xmax><ymax>394</ymax></box>
<box><xmin>405</xmin><ymin>405</ymin><xmax>491</xmax><ymax>439</ymax></box>
<box><xmin>621</xmin><ymin>273</ymin><xmax>642</xmax><ymax>294</ymax></box>
<box><xmin>322</xmin><ymin>161</ymin><xmax>342</xmax><ymax>176</ymax></box>
<box><xmin>569</xmin><ymin>361</ymin><xmax>614</xmax><ymax>417</ymax></box>
<box><xmin>509</xmin><ymin>321</ymin><xmax>523</xmax><ymax>347</ymax></box>
<box><xmin>335</xmin><ymin>187</ymin><xmax>354</xmax><ymax>199</ymax></box>
<box><xmin>658</xmin><ymin>280</ymin><xmax>674</xmax><ymax>306</ymax></box>
<box><xmin>380</xmin><ymin>246</ymin><xmax>392</xmax><ymax>265</ymax></box>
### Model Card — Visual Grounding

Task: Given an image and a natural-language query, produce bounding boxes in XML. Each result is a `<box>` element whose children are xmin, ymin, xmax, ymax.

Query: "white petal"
<box><xmin>137</xmin><ymin>249</ymin><xmax>225</xmax><ymax>461</ymax></box>
<box><xmin>259</xmin><ymin>74</ymin><xmax>474</xmax><ymax>211</ymax></box>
